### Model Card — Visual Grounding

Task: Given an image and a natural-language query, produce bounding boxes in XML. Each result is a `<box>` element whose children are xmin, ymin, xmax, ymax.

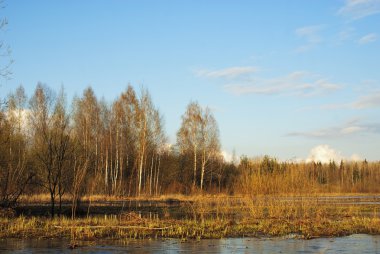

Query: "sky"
<box><xmin>1</xmin><ymin>0</ymin><xmax>380</xmax><ymax>162</ymax></box>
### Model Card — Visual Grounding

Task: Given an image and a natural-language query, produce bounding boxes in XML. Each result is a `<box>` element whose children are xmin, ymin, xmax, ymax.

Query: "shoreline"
<box><xmin>1</xmin><ymin>215</ymin><xmax>379</xmax><ymax>241</ymax></box>
<box><xmin>3</xmin><ymin>194</ymin><xmax>380</xmax><ymax>241</ymax></box>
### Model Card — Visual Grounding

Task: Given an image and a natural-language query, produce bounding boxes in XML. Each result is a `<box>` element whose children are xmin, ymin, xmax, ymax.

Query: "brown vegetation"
<box><xmin>1</xmin><ymin>84</ymin><xmax>380</xmax><ymax>241</ymax></box>
<box><xmin>1</xmin><ymin>195</ymin><xmax>380</xmax><ymax>240</ymax></box>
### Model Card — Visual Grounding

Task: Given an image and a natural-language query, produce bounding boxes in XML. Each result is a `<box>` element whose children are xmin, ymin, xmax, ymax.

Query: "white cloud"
<box><xmin>338</xmin><ymin>27</ymin><xmax>356</xmax><ymax>42</ymax></box>
<box><xmin>224</xmin><ymin>71</ymin><xmax>342</xmax><ymax>97</ymax></box>
<box><xmin>352</xmin><ymin>91</ymin><xmax>380</xmax><ymax>108</ymax></box>
<box><xmin>287</xmin><ymin>119</ymin><xmax>380</xmax><ymax>138</ymax></box>
<box><xmin>306</xmin><ymin>145</ymin><xmax>362</xmax><ymax>163</ymax></box>
<box><xmin>306</xmin><ymin>145</ymin><xmax>344</xmax><ymax>163</ymax></box>
<box><xmin>350</xmin><ymin>154</ymin><xmax>363</xmax><ymax>161</ymax></box>
<box><xmin>296</xmin><ymin>25</ymin><xmax>323</xmax><ymax>42</ymax></box>
<box><xmin>358</xmin><ymin>33</ymin><xmax>378</xmax><ymax>44</ymax></box>
<box><xmin>196</xmin><ymin>66</ymin><xmax>343</xmax><ymax>97</ymax></box>
<box><xmin>221</xmin><ymin>150</ymin><xmax>233</xmax><ymax>163</ymax></box>
<box><xmin>322</xmin><ymin>90</ymin><xmax>380</xmax><ymax>110</ymax></box>
<box><xmin>340</xmin><ymin>126</ymin><xmax>364</xmax><ymax>134</ymax></box>
<box><xmin>221</xmin><ymin>150</ymin><xmax>239</xmax><ymax>164</ymax></box>
<box><xmin>295</xmin><ymin>25</ymin><xmax>324</xmax><ymax>52</ymax></box>
<box><xmin>338</xmin><ymin>0</ymin><xmax>380</xmax><ymax>20</ymax></box>
<box><xmin>196</xmin><ymin>66</ymin><xmax>258</xmax><ymax>79</ymax></box>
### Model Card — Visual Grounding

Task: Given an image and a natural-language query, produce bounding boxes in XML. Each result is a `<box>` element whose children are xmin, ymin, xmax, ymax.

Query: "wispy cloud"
<box><xmin>287</xmin><ymin>119</ymin><xmax>380</xmax><ymax>138</ymax></box>
<box><xmin>338</xmin><ymin>0</ymin><xmax>380</xmax><ymax>20</ymax></box>
<box><xmin>295</xmin><ymin>25</ymin><xmax>324</xmax><ymax>52</ymax></box>
<box><xmin>337</xmin><ymin>27</ymin><xmax>356</xmax><ymax>42</ymax></box>
<box><xmin>224</xmin><ymin>71</ymin><xmax>342</xmax><ymax>97</ymax></box>
<box><xmin>352</xmin><ymin>91</ymin><xmax>380</xmax><ymax>108</ymax></box>
<box><xmin>196</xmin><ymin>66</ymin><xmax>258</xmax><ymax>79</ymax></box>
<box><xmin>323</xmin><ymin>91</ymin><xmax>380</xmax><ymax>109</ymax></box>
<box><xmin>358</xmin><ymin>33</ymin><xmax>378</xmax><ymax>44</ymax></box>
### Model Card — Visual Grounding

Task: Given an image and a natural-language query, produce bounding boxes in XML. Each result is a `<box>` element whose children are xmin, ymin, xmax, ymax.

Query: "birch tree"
<box><xmin>177</xmin><ymin>102</ymin><xmax>202</xmax><ymax>189</ymax></box>
<box><xmin>72</xmin><ymin>87</ymin><xmax>101</xmax><ymax>191</ymax></box>
<box><xmin>0</xmin><ymin>86</ymin><xmax>33</xmax><ymax>207</ymax></box>
<box><xmin>136</xmin><ymin>89</ymin><xmax>152</xmax><ymax>196</ymax></box>
<box><xmin>29</xmin><ymin>84</ymin><xmax>71</xmax><ymax>217</ymax></box>
<box><xmin>199</xmin><ymin>108</ymin><xmax>220</xmax><ymax>190</ymax></box>
<box><xmin>114</xmin><ymin>85</ymin><xmax>139</xmax><ymax>195</ymax></box>
<box><xmin>177</xmin><ymin>102</ymin><xmax>221</xmax><ymax>191</ymax></box>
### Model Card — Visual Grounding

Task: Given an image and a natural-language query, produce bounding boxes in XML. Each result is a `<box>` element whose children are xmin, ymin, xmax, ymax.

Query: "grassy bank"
<box><xmin>1</xmin><ymin>215</ymin><xmax>380</xmax><ymax>240</ymax></box>
<box><xmin>2</xmin><ymin>195</ymin><xmax>380</xmax><ymax>241</ymax></box>
<box><xmin>0</xmin><ymin>214</ymin><xmax>380</xmax><ymax>240</ymax></box>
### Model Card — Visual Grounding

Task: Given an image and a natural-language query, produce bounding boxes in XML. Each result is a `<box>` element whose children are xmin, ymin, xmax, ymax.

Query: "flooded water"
<box><xmin>16</xmin><ymin>195</ymin><xmax>380</xmax><ymax>219</ymax></box>
<box><xmin>1</xmin><ymin>234</ymin><xmax>379</xmax><ymax>253</ymax></box>
<box><xmin>15</xmin><ymin>199</ymin><xmax>186</xmax><ymax>218</ymax></box>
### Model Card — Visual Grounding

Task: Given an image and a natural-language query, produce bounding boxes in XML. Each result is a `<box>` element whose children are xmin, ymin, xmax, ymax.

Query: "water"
<box><xmin>16</xmin><ymin>195</ymin><xmax>380</xmax><ymax>219</ymax></box>
<box><xmin>1</xmin><ymin>234</ymin><xmax>379</xmax><ymax>253</ymax></box>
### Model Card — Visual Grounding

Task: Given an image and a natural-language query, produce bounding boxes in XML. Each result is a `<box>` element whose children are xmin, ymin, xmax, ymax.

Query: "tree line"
<box><xmin>0</xmin><ymin>84</ymin><xmax>231</xmax><ymax>216</ymax></box>
<box><xmin>1</xmin><ymin>84</ymin><xmax>380</xmax><ymax>218</ymax></box>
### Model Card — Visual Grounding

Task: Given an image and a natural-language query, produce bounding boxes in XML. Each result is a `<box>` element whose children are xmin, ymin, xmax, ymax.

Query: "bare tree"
<box><xmin>53</xmin><ymin>88</ymin><xmax>72</xmax><ymax>216</ymax></box>
<box><xmin>0</xmin><ymin>1</ymin><xmax>12</xmax><ymax>85</ymax></box>
<box><xmin>70</xmin><ymin>150</ymin><xmax>89</xmax><ymax>219</ymax></box>
<box><xmin>0</xmin><ymin>86</ymin><xmax>33</xmax><ymax>207</ymax></box>
<box><xmin>29</xmin><ymin>84</ymin><xmax>71</xmax><ymax>218</ymax></box>
<box><xmin>112</xmin><ymin>85</ymin><xmax>139</xmax><ymax>195</ymax></box>
<box><xmin>177</xmin><ymin>102</ymin><xmax>202</xmax><ymax>189</ymax></box>
<box><xmin>177</xmin><ymin>102</ymin><xmax>221</xmax><ymax>191</ymax></box>
<box><xmin>136</xmin><ymin>89</ymin><xmax>152</xmax><ymax>196</ymax></box>
<box><xmin>151</xmin><ymin>109</ymin><xmax>166</xmax><ymax>195</ymax></box>
<box><xmin>0</xmin><ymin>1</ymin><xmax>13</xmax><ymax>108</ymax></box>
<box><xmin>72</xmin><ymin>87</ymin><xmax>101</xmax><ymax>193</ymax></box>
<box><xmin>199</xmin><ymin>108</ymin><xmax>220</xmax><ymax>190</ymax></box>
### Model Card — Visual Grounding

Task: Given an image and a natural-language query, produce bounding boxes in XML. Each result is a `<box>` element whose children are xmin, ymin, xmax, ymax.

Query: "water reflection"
<box><xmin>1</xmin><ymin>234</ymin><xmax>379</xmax><ymax>253</ymax></box>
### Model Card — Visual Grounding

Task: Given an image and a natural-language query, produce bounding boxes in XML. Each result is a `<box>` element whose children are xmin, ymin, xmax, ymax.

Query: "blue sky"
<box><xmin>1</xmin><ymin>0</ymin><xmax>380</xmax><ymax>161</ymax></box>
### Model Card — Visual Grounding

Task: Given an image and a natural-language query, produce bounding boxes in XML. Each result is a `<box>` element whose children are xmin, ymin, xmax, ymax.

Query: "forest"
<box><xmin>1</xmin><ymin>84</ymin><xmax>380</xmax><ymax>218</ymax></box>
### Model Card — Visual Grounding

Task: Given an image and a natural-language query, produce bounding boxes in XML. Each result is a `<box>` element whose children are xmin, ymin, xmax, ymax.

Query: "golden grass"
<box><xmin>18</xmin><ymin>192</ymin><xmax>380</xmax><ymax>204</ymax></box>
<box><xmin>3</xmin><ymin>195</ymin><xmax>380</xmax><ymax>240</ymax></box>
<box><xmin>18</xmin><ymin>193</ymin><xmax>237</xmax><ymax>203</ymax></box>
<box><xmin>1</xmin><ymin>214</ymin><xmax>379</xmax><ymax>240</ymax></box>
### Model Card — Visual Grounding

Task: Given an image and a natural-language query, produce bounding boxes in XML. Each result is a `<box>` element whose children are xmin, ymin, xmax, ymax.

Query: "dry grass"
<box><xmin>18</xmin><ymin>192</ymin><xmax>380</xmax><ymax>205</ymax></box>
<box><xmin>18</xmin><ymin>193</ymin><xmax>236</xmax><ymax>204</ymax></box>
<box><xmin>237</xmin><ymin>160</ymin><xmax>380</xmax><ymax>195</ymax></box>
<box><xmin>3</xmin><ymin>194</ymin><xmax>380</xmax><ymax>240</ymax></box>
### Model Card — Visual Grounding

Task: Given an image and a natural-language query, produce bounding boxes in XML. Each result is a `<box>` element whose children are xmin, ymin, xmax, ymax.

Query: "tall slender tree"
<box><xmin>177</xmin><ymin>102</ymin><xmax>202</xmax><ymax>189</ymax></box>
<box><xmin>0</xmin><ymin>86</ymin><xmax>33</xmax><ymax>207</ymax></box>
<box><xmin>29</xmin><ymin>84</ymin><xmax>71</xmax><ymax>217</ymax></box>
<box><xmin>177</xmin><ymin>102</ymin><xmax>221</xmax><ymax>191</ymax></box>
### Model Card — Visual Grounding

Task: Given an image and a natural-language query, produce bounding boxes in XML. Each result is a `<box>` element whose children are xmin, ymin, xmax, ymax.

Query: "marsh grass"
<box><xmin>4</xmin><ymin>194</ymin><xmax>379</xmax><ymax>241</ymax></box>
<box><xmin>18</xmin><ymin>193</ymin><xmax>216</xmax><ymax>204</ymax></box>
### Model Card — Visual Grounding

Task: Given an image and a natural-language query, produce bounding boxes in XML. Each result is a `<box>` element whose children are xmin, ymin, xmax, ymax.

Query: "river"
<box><xmin>1</xmin><ymin>234</ymin><xmax>379</xmax><ymax>253</ymax></box>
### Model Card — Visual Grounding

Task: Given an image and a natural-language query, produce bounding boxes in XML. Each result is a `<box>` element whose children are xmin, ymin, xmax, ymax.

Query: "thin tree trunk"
<box><xmin>50</xmin><ymin>192</ymin><xmax>55</xmax><ymax>218</ymax></box>
<box><xmin>193</xmin><ymin>145</ymin><xmax>197</xmax><ymax>189</ymax></box>
<box><xmin>200</xmin><ymin>149</ymin><xmax>206</xmax><ymax>191</ymax></box>
<box><xmin>138</xmin><ymin>116</ymin><xmax>147</xmax><ymax>197</ymax></box>
<box><xmin>155</xmin><ymin>154</ymin><xmax>161</xmax><ymax>196</ymax></box>
<box><xmin>105</xmin><ymin>145</ymin><xmax>108</xmax><ymax>194</ymax></box>
<box><xmin>149</xmin><ymin>154</ymin><xmax>154</xmax><ymax>195</ymax></box>
<box><xmin>58</xmin><ymin>192</ymin><xmax>62</xmax><ymax>217</ymax></box>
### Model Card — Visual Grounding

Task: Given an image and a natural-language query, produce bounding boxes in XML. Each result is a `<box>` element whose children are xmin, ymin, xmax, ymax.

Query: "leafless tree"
<box><xmin>177</xmin><ymin>102</ymin><xmax>202</xmax><ymax>189</ymax></box>
<box><xmin>29</xmin><ymin>84</ymin><xmax>71</xmax><ymax>217</ymax></box>
<box><xmin>70</xmin><ymin>150</ymin><xmax>89</xmax><ymax>219</ymax></box>
<box><xmin>199</xmin><ymin>108</ymin><xmax>220</xmax><ymax>190</ymax></box>
<box><xmin>0</xmin><ymin>86</ymin><xmax>33</xmax><ymax>207</ymax></box>
<box><xmin>0</xmin><ymin>1</ymin><xmax>12</xmax><ymax>85</ymax></box>
<box><xmin>177</xmin><ymin>102</ymin><xmax>221</xmax><ymax>191</ymax></box>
